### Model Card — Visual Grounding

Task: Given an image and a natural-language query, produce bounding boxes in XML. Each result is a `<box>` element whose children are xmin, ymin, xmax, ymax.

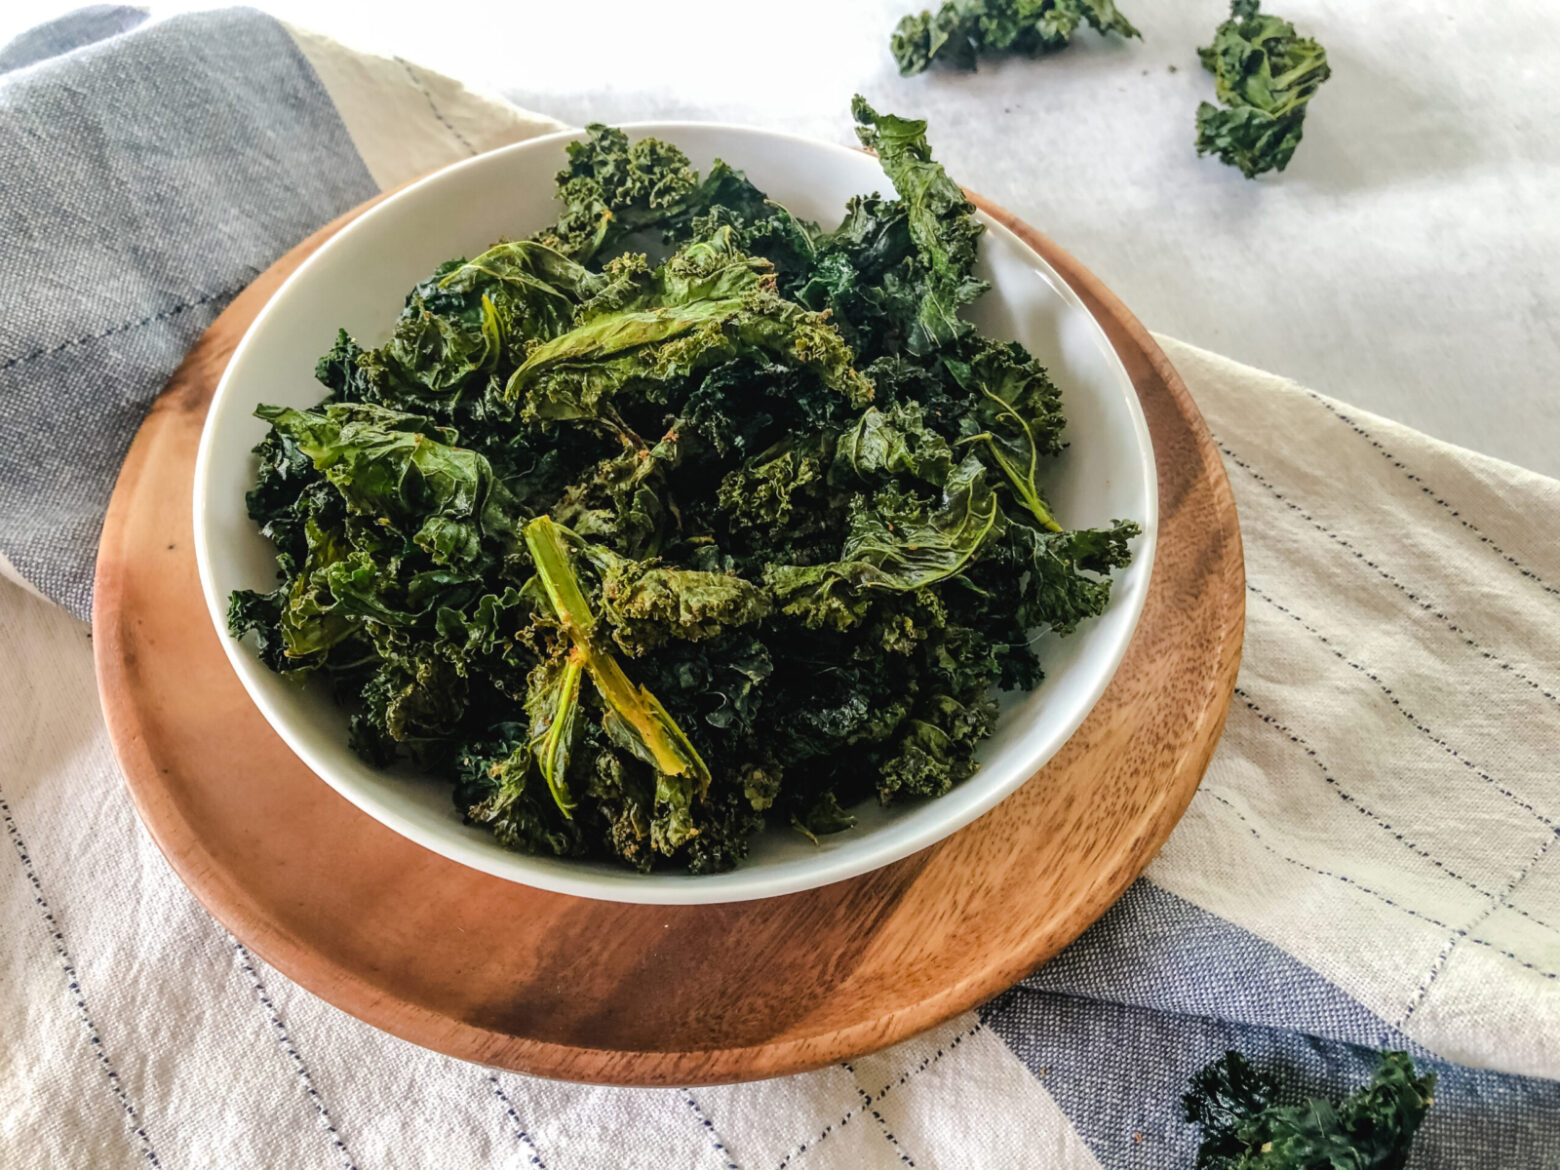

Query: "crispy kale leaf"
<box><xmin>765</xmin><ymin>455</ymin><xmax>1001</xmax><ymax>631</ymax></box>
<box><xmin>1184</xmin><ymin>1051</ymin><xmax>1436</xmax><ymax>1170</ymax></box>
<box><xmin>254</xmin><ymin>403</ymin><xmax>521</xmax><ymax>559</ymax></box>
<box><xmin>461</xmin><ymin>729</ymin><xmax>584</xmax><ymax>857</ymax></box>
<box><xmin>948</xmin><ymin>338</ymin><xmax>1067</xmax><ymax>529</ymax></box>
<box><xmin>533</xmin><ymin>124</ymin><xmax>774</xmax><ymax>264</ymax></box>
<box><xmin>533</xmin><ymin>125</ymin><xmax>697</xmax><ymax>263</ymax></box>
<box><xmin>510</xmin><ymin>228</ymin><xmax>873</xmax><ymax>423</ymax></box>
<box><xmin>591</xmin><ymin>559</ymin><xmax>771</xmax><ymax>659</ymax></box>
<box><xmin>840</xmin><ymin>401</ymin><xmax>954</xmax><ymax>485</ymax></box>
<box><xmin>229</xmin><ymin>102</ymin><xmax>1140</xmax><ymax>874</ymax></box>
<box><xmin>852</xmin><ymin>97</ymin><xmax>988</xmax><ymax>356</ymax></box>
<box><xmin>525</xmin><ymin>648</ymin><xmax>584</xmax><ymax>816</ymax></box>
<box><xmin>892</xmin><ymin>0</ymin><xmax>1140</xmax><ymax>77</ymax></box>
<box><xmin>1196</xmin><ymin>0</ymin><xmax>1331</xmax><ymax>179</ymax></box>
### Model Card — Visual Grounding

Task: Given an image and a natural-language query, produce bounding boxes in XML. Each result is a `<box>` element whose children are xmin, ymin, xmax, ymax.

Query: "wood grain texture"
<box><xmin>92</xmin><ymin>192</ymin><xmax>1244</xmax><ymax>1086</ymax></box>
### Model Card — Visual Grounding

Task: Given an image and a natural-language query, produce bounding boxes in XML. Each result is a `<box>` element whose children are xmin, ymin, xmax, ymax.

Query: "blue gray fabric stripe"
<box><xmin>1024</xmin><ymin>881</ymin><xmax>1431</xmax><ymax>1055</ymax></box>
<box><xmin>0</xmin><ymin>6</ymin><xmax>376</xmax><ymax>617</ymax></box>
<box><xmin>0</xmin><ymin>3</ymin><xmax>146</xmax><ymax>73</ymax></box>
<box><xmin>982</xmin><ymin>979</ymin><xmax>1560</xmax><ymax>1168</ymax></box>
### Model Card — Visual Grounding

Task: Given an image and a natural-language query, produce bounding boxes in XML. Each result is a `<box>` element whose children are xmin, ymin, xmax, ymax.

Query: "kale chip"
<box><xmin>891</xmin><ymin>0</ymin><xmax>1139</xmax><ymax>77</ymax></box>
<box><xmin>1185</xmin><ymin>1050</ymin><xmax>1436</xmax><ymax>1169</ymax></box>
<box><xmin>1196</xmin><ymin>0</ymin><xmax>1332</xmax><ymax>179</ymax></box>
<box><xmin>228</xmin><ymin>99</ymin><xmax>1139</xmax><ymax>874</ymax></box>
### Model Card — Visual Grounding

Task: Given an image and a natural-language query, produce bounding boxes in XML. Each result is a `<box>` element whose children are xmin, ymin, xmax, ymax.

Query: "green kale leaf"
<box><xmin>716</xmin><ymin>436</ymin><xmax>831</xmax><ymax>547</ymax></box>
<box><xmin>792</xmin><ymin>791</ymin><xmax>857</xmax><ymax>843</ymax></box>
<box><xmin>790</xmin><ymin>194</ymin><xmax>917</xmax><ymax>360</ymax></box>
<box><xmin>892</xmin><ymin>0</ymin><xmax>1140</xmax><ymax>77</ymax></box>
<box><xmin>947</xmin><ymin>338</ymin><xmax>1067</xmax><ymax>529</ymax></box>
<box><xmin>525</xmin><ymin>648</ymin><xmax>585</xmax><ymax>816</ymax></box>
<box><xmin>253</xmin><ymin>402</ymin><xmax>523</xmax><ymax>571</ymax></box>
<box><xmin>1007</xmin><ymin>517</ymin><xmax>1139</xmax><ymax>636</ymax></box>
<box><xmin>1196</xmin><ymin>0</ymin><xmax>1332</xmax><ymax>179</ymax></box>
<box><xmin>462</xmin><ymin>732</ymin><xmax>585</xmax><ymax>858</ymax></box>
<box><xmin>534</xmin><ymin>123</ymin><xmax>775</xmax><ymax>264</ymax></box>
<box><xmin>533</xmin><ymin>124</ymin><xmax>699</xmax><ymax>263</ymax></box>
<box><xmin>853</xmin><ymin>97</ymin><xmax>988</xmax><ymax>355</ymax></box>
<box><xmin>600</xmin><ymin>566</ymin><xmax>771</xmax><ymax>657</ymax></box>
<box><xmin>839</xmin><ymin>400</ymin><xmax>954</xmax><ymax>486</ymax></box>
<box><xmin>877</xmin><ymin>688</ymin><xmax>997</xmax><ymax>799</ymax></box>
<box><xmin>509</xmin><ymin>228</ymin><xmax>873</xmax><ymax>423</ymax></box>
<box><xmin>765</xmin><ymin>455</ymin><xmax>1001</xmax><ymax>629</ymax></box>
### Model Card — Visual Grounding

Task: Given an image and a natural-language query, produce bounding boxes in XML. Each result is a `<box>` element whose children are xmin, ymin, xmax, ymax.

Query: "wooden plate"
<box><xmin>93</xmin><ymin>192</ymin><xmax>1243</xmax><ymax>1086</ymax></box>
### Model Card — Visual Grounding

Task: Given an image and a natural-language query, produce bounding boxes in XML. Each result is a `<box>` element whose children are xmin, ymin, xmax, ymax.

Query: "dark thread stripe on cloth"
<box><xmin>233</xmin><ymin>943</ymin><xmax>359</xmax><ymax>1170</ymax></box>
<box><xmin>1467</xmin><ymin>932</ymin><xmax>1560</xmax><ymax>982</ymax></box>
<box><xmin>1218</xmin><ymin>441</ymin><xmax>1560</xmax><ymax>710</ymax></box>
<box><xmin>1246</xmin><ymin>580</ymin><xmax>1559</xmax><ymax>835</ymax></box>
<box><xmin>0</xmin><ymin>790</ymin><xmax>162</xmax><ymax>1166</ymax></box>
<box><xmin>868</xmin><ymin>1024</ymin><xmax>981</xmax><ymax>1102</ymax></box>
<box><xmin>1303</xmin><ymin>390</ymin><xmax>1560</xmax><ymax>600</ymax></box>
<box><xmin>1397</xmin><ymin>832</ymin><xmax>1558</xmax><ymax>1031</ymax></box>
<box><xmin>1233</xmin><ymin>688</ymin><xmax>1560</xmax><ymax>937</ymax></box>
<box><xmin>773</xmin><ymin>1025</ymin><xmax>981</xmax><ymax>1169</ymax></box>
<box><xmin>0</xmin><ymin>285</ymin><xmax>244</xmax><ymax>373</ymax></box>
<box><xmin>1199</xmin><ymin>788</ymin><xmax>1560</xmax><ymax>981</ymax></box>
<box><xmin>397</xmin><ymin>57</ymin><xmax>477</xmax><ymax>157</ymax></box>
<box><xmin>487</xmin><ymin>1074</ymin><xmax>547</xmax><ymax>1166</ymax></box>
<box><xmin>842</xmin><ymin>1064</ymin><xmax>917</xmax><ymax>1167</ymax></box>
<box><xmin>682</xmin><ymin>1091</ymin><xmax>739</xmax><ymax>1169</ymax></box>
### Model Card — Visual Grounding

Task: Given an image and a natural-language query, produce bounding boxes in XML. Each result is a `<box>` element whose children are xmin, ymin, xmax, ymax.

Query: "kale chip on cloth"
<box><xmin>1184</xmin><ymin>1050</ymin><xmax>1435</xmax><ymax>1168</ymax></box>
<box><xmin>891</xmin><ymin>0</ymin><xmax>1139</xmax><ymax>77</ymax></box>
<box><xmin>229</xmin><ymin>99</ymin><xmax>1140</xmax><ymax>874</ymax></box>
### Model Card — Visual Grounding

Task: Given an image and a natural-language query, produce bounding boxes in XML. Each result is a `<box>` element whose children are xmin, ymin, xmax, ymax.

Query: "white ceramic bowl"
<box><xmin>194</xmin><ymin>123</ymin><xmax>1157</xmax><ymax>905</ymax></box>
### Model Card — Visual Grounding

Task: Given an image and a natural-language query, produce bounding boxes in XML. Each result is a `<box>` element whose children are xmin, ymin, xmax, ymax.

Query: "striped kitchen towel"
<box><xmin>2</xmin><ymin>8</ymin><xmax>1557</xmax><ymax>1168</ymax></box>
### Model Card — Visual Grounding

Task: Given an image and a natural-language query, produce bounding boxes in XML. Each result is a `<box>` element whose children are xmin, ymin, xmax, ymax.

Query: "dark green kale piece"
<box><xmin>892</xmin><ymin>0</ymin><xmax>1140</xmax><ymax>77</ymax></box>
<box><xmin>947</xmin><ymin>337</ymin><xmax>1067</xmax><ymax>529</ymax></box>
<box><xmin>852</xmin><ymin>97</ymin><xmax>987</xmax><ymax>357</ymax></box>
<box><xmin>764</xmin><ymin>455</ymin><xmax>1002</xmax><ymax>631</ymax></box>
<box><xmin>1196</xmin><ymin>0</ymin><xmax>1331</xmax><ymax>179</ymax></box>
<box><xmin>533</xmin><ymin>124</ymin><xmax>776</xmax><ymax>265</ymax></box>
<box><xmin>1184</xmin><ymin>1050</ymin><xmax>1435</xmax><ymax>1169</ymax></box>
<box><xmin>508</xmin><ymin>228</ymin><xmax>873</xmax><ymax>425</ymax></box>
<box><xmin>459</xmin><ymin>728</ymin><xmax>586</xmax><ymax>858</ymax></box>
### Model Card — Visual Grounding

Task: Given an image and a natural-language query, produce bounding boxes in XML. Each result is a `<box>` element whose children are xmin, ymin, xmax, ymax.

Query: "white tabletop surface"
<box><xmin>8</xmin><ymin>0</ymin><xmax>1558</xmax><ymax>475</ymax></box>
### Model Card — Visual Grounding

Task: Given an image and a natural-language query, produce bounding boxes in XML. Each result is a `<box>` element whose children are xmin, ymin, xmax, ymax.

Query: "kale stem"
<box><xmin>522</xmin><ymin>516</ymin><xmax>711</xmax><ymax>791</ymax></box>
<box><xmin>532</xmin><ymin>648</ymin><xmax>584</xmax><ymax>817</ymax></box>
<box><xmin>525</xmin><ymin>515</ymin><xmax>599</xmax><ymax>638</ymax></box>
<box><xmin>961</xmin><ymin>385</ymin><xmax>1062</xmax><ymax>532</ymax></box>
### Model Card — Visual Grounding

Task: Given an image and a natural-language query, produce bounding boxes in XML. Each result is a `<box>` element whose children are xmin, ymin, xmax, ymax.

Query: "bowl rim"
<box><xmin>193</xmin><ymin>121</ymin><xmax>1158</xmax><ymax>904</ymax></box>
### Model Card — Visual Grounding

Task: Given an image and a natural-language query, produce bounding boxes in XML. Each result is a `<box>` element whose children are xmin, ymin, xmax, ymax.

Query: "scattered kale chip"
<box><xmin>229</xmin><ymin>99</ymin><xmax>1139</xmax><ymax>874</ymax></box>
<box><xmin>1185</xmin><ymin>1050</ymin><xmax>1436</xmax><ymax>1169</ymax></box>
<box><xmin>891</xmin><ymin>0</ymin><xmax>1139</xmax><ymax>77</ymax></box>
<box><xmin>1196</xmin><ymin>0</ymin><xmax>1332</xmax><ymax>178</ymax></box>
